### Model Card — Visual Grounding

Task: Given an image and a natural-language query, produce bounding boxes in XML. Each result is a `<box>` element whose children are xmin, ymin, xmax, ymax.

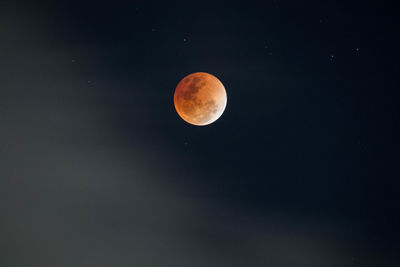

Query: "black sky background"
<box><xmin>1</xmin><ymin>0</ymin><xmax>399</xmax><ymax>266</ymax></box>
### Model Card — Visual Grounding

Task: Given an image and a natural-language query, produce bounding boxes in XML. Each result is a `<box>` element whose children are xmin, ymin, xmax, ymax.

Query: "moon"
<box><xmin>174</xmin><ymin>72</ymin><xmax>227</xmax><ymax>126</ymax></box>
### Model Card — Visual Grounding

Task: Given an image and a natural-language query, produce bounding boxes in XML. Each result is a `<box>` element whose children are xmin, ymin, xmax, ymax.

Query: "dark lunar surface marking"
<box><xmin>183</xmin><ymin>77</ymin><xmax>202</xmax><ymax>101</ymax></box>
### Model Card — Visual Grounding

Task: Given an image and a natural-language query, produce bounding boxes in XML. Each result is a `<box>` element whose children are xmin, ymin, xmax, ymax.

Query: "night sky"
<box><xmin>1</xmin><ymin>1</ymin><xmax>399</xmax><ymax>266</ymax></box>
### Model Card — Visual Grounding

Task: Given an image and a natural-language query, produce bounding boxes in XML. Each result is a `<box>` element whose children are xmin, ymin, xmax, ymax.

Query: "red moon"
<box><xmin>174</xmin><ymin>72</ymin><xmax>227</xmax><ymax>126</ymax></box>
